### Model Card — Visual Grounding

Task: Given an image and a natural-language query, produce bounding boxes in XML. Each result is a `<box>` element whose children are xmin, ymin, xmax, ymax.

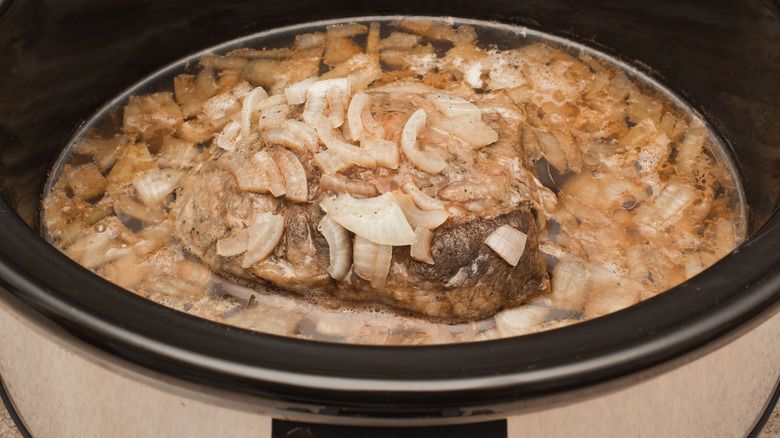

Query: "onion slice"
<box><xmin>241</xmin><ymin>86</ymin><xmax>269</xmax><ymax>137</ymax></box>
<box><xmin>316</xmin><ymin>115</ymin><xmax>376</xmax><ymax>169</ymax></box>
<box><xmin>317</xmin><ymin>214</ymin><xmax>352</xmax><ymax>280</ymax></box>
<box><xmin>394</xmin><ymin>192</ymin><xmax>449</xmax><ymax>229</ymax></box>
<box><xmin>271</xmin><ymin>148</ymin><xmax>308</xmax><ymax>202</ymax></box>
<box><xmin>314</xmin><ymin>149</ymin><xmax>350</xmax><ymax>174</ymax></box>
<box><xmin>426</xmin><ymin>93</ymin><xmax>482</xmax><ymax>118</ymax></box>
<box><xmin>216</xmin><ymin>121</ymin><xmax>242</xmax><ymax>151</ymax></box>
<box><xmin>319</xmin><ymin>192</ymin><xmax>415</xmax><ymax>246</ymax></box>
<box><xmin>360</xmin><ymin>133</ymin><xmax>399</xmax><ymax>169</ymax></box>
<box><xmin>400</xmin><ymin>109</ymin><xmax>446</xmax><ymax>174</ymax></box>
<box><xmin>284</xmin><ymin>76</ymin><xmax>317</xmax><ymax>105</ymax></box>
<box><xmin>410</xmin><ymin>227</ymin><xmax>435</xmax><ymax>264</ymax></box>
<box><xmin>347</xmin><ymin>91</ymin><xmax>370</xmax><ymax>140</ymax></box>
<box><xmin>352</xmin><ymin>235</ymin><xmax>392</xmax><ymax>288</ymax></box>
<box><xmin>303</xmin><ymin>78</ymin><xmax>351</xmax><ymax>126</ymax></box>
<box><xmin>132</xmin><ymin>169</ymin><xmax>183</xmax><ymax>207</ymax></box>
<box><xmin>253</xmin><ymin>151</ymin><xmax>286</xmax><ymax>197</ymax></box>
<box><xmin>216</xmin><ymin>229</ymin><xmax>249</xmax><ymax>257</ymax></box>
<box><xmin>319</xmin><ymin>173</ymin><xmax>378</xmax><ymax>197</ymax></box>
<box><xmin>401</xmin><ymin>181</ymin><xmax>444</xmax><ymax>211</ymax></box>
<box><xmin>241</xmin><ymin>212</ymin><xmax>285</xmax><ymax>268</ymax></box>
<box><xmin>484</xmin><ymin>225</ymin><xmax>527</xmax><ymax>266</ymax></box>
<box><xmin>263</xmin><ymin>120</ymin><xmax>319</xmax><ymax>154</ymax></box>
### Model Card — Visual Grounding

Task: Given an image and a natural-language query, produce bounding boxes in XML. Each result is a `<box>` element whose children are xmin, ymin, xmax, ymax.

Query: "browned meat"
<box><xmin>170</xmin><ymin>83</ymin><xmax>551</xmax><ymax>322</ymax></box>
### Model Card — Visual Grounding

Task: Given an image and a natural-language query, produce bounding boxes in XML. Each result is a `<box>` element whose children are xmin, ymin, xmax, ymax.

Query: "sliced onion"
<box><xmin>494</xmin><ymin>306</ymin><xmax>550</xmax><ymax>337</ymax></box>
<box><xmin>400</xmin><ymin>109</ymin><xmax>446</xmax><ymax>174</ymax></box>
<box><xmin>484</xmin><ymin>225</ymin><xmax>527</xmax><ymax>267</ymax></box>
<box><xmin>178</xmin><ymin>120</ymin><xmax>214</xmax><ymax>143</ymax></box>
<box><xmin>360</xmin><ymin>133</ymin><xmax>399</xmax><ymax>169</ymax></box>
<box><xmin>347</xmin><ymin>91</ymin><xmax>370</xmax><ymax>141</ymax></box>
<box><xmin>410</xmin><ymin>227</ymin><xmax>435</xmax><ymax>264</ymax></box>
<box><xmin>133</xmin><ymin>168</ymin><xmax>183</xmax><ymax>207</ymax></box>
<box><xmin>401</xmin><ymin>181</ymin><xmax>444</xmax><ymax>211</ymax></box>
<box><xmin>360</xmin><ymin>104</ymin><xmax>386</xmax><ymax>139</ymax></box>
<box><xmin>314</xmin><ymin>149</ymin><xmax>350</xmax><ymax>174</ymax></box>
<box><xmin>253</xmin><ymin>151</ymin><xmax>286</xmax><ymax>197</ymax></box>
<box><xmin>327</xmin><ymin>87</ymin><xmax>347</xmax><ymax>128</ymax></box>
<box><xmin>636</xmin><ymin>180</ymin><xmax>698</xmax><ymax>227</ymax></box>
<box><xmin>271</xmin><ymin>148</ymin><xmax>308</xmax><ymax>202</ymax></box>
<box><xmin>241</xmin><ymin>86</ymin><xmax>269</xmax><ymax>137</ymax></box>
<box><xmin>315</xmin><ymin>115</ymin><xmax>376</xmax><ymax>169</ymax></box>
<box><xmin>319</xmin><ymin>173</ymin><xmax>378</xmax><ymax>197</ymax></box>
<box><xmin>319</xmin><ymin>192</ymin><xmax>415</xmax><ymax>246</ymax></box>
<box><xmin>257</xmin><ymin>104</ymin><xmax>291</xmax><ymax>130</ymax></box>
<box><xmin>426</xmin><ymin>93</ymin><xmax>482</xmax><ymax>118</ymax></box>
<box><xmin>352</xmin><ymin>235</ymin><xmax>392</xmax><ymax>288</ymax></box>
<box><xmin>252</xmin><ymin>94</ymin><xmax>288</xmax><ymax>113</ymax></box>
<box><xmin>241</xmin><ymin>212</ymin><xmax>285</xmax><ymax>268</ymax></box>
<box><xmin>430</xmin><ymin>114</ymin><xmax>498</xmax><ymax>149</ymax></box>
<box><xmin>217</xmin><ymin>154</ymin><xmax>269</xmax><ymax>193</ymax></box>
<box><xmin>394</xmin><ymin>192</ymin><xmax>449</xmax><ymax>229</ymax></box>
<box><xmin>263</xmin><ymin>120</ymin><xmax>319</xmax><ymax>154</ymax></box>
<box><xmin>216</xmin><ymin>121</ymin><xmax>242</xmax><ymax>151</ymax></box>
<box><xmin>284</xmin><ymin>76</ymin><xmax>317</xmax><ymax>105</ymax></box>
<box><xmin>317</xmin><ymin>214</ymin><xmax>352</xmax><ymax>280</ymax></box>
<box><xmin>303</xmin><ymin>78</ymin><xmax>351</xmax><ymax>126</ymax></box>
<box><xmin>551</xmin><ymin>259</ymin><xmax>592</xmax><ymax>311</ymax></box>
<box><xmin>216</xmin><ymin>229</ymin><xmax>249</xmax><ymax>257</ymax></box>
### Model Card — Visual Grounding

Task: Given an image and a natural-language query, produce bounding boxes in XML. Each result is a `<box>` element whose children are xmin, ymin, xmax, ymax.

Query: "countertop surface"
<box><xmin>0</xmin><ymin>395</ymin><xmax>778</xmax><ymax>437</ymax></box>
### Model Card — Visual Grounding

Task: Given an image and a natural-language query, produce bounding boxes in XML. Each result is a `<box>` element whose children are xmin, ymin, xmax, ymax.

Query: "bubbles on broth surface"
<box><xmin>41</xmin><ymin>17</ymin><xmax>745</xmax><ymax>345</ymax></box>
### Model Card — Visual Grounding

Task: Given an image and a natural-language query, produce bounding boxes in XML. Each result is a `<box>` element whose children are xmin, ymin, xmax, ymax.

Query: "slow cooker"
<box><xmin>0</xmin><ymin>0</ymin><xmax>778</xmax><ymax>437</ymax></box>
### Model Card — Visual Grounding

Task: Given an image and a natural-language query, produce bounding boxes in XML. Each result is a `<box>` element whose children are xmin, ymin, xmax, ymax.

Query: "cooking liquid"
<box><xmin>41</xmin><ymin>17</ymin><xmax>746</xmax><ymax>345</ymax></box>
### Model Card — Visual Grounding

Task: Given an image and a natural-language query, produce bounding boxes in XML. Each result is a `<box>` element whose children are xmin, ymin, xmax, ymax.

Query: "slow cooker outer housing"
<box><xmin>0</xmin><ymin>0</ymin><xmax>778</xmax><ymax>420</ymax></box>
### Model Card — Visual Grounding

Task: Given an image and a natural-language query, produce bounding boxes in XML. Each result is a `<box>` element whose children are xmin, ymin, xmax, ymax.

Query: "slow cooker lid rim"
<box><xmin>1</xmin><ymin>196</ymin><xmax>779</xmax><ymax>405</ymax></box>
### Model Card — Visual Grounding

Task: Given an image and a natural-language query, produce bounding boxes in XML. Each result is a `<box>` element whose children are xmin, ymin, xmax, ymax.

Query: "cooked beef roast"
<box><xmin>170</xmin><ymin>83</ymin><xmax>550</xmax><ymax>322</ymax></box>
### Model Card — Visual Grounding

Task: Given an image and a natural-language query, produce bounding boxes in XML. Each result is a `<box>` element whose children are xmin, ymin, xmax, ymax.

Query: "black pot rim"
<box><xmin>1</xmin><ymin>14</ymin><xmax>780</xmax><ymax>414</ymax></box>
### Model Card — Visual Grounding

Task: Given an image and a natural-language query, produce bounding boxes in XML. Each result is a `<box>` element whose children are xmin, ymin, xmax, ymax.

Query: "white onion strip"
<box><xmin>484</xmin><ymin>225</ymin><xmax>527</xmax><ymax>266</ymax></box>
<box><xmin>314</xmin><ymin>149</ymin><xmax>350</xmax><ymax>174</ymax></box>
<box><xmin>347</xmin><ymin>91</ymin><xmax>370</xmax><ymax>140</ymax></box>
<box><xmin>216</xmin><ymin>229</ymin><xmax>249</xmax><ymax>257</ymax></box>
<box><xmin>133</xmin><ymin>169</ymin><xmax>183</xmax><ymax>207</ymax></box>
<box><xmin>241</xmin><ymin>86</ymin><xmax>269</xmax><ymax>137</ymax></box>
<box><xmin>317</xmin><ymin>214</ymin><xmax>352</xmax><ymax>280</ymax></box>
<box><xmin>401</xmin><ymin>181</ymin><xmax>444</xmax><ymax>211</ymax></box>
<box><xmin>319</xmin><ymin>193</ymin><xmax>415</xmax><ymax>246</ymax></box>
<box><xmin>360</xmin><ymin>133</ymin><xmax>399</xmax><ymax>169</ymax></box>
<box><xmin>315</xmin><ymin>116</ymin><xmax>376</xmax><ymax>169</ymax></box>
<box><xmin>394</xmin><ymin>192</ymin><xmax>449</xmax><ymax>229</ymax></box>
<box><xmin>263</xmin><ymin>120</ymin><xmax>319</xmax><ymax>154</ymax></box>
<box><xmin>303</xmin><ymin>78</ymin><xmax>351</xmax><ymax>126</ymax></box>
<box><xmin>400</xmin><ymin>109</ymin><xmax>446</xmax><ymax>174</ymax></box>
<box><xmin>352</xmin><ymin>235</ymin><xmax>392</xmax><ymax>288</ymax></box>
<box><xmin>271</xmin><ymin>149</ymin><xmax>308</xmax><ymax>202</ymax></box>
<box><xmin>241</xmin><ymin>213</ymin><xmax>285</xmax><ymax>268</ymax></box>
<box><xmin>253</xmin><ymin>151</ymin><xmax>286</xmax><ymax>197</ymax></box>
<box><xmin>284</xmin><ymin>76</ymin><xmax>317</xmax><ymax>105</ymax></box>
<box><xmin>319</xmin><ymin>173</ymin><xmax>378</xmax><ymax>197</ymax></box>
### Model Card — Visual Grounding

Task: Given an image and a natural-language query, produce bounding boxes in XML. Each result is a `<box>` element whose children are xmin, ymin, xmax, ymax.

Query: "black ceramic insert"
<box><xmin>0</xmin><ymin>0</ymin><xmax>778</xmax><ymax>421</ymax></box>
